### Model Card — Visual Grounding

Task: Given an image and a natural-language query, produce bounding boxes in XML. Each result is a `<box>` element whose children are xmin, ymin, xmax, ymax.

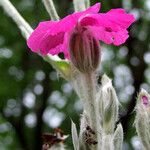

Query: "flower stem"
<box><xmin>72</xmin><ymin>71</ymin><xmax>98</xmax><ymax>128</ymax></box>
<box><xmin>84</xmin><ymin>0</ymin><xmax>90</xmax><ymax>8</ymax></box>
<box><xmin>82</xmin><ymin>72</ymin><xmax>97</xmax><ymax>129</ymax></box>
<box><xmin>73</xmin><ymin>0</ymin><xmax>86</xmax><ymax>12</ymax></box>
<box><xmin>0</xmin><ymin>0</ymin><xmax>71</xmax><ymax>81</ymax></box>
<box><xmin>42</xmin><ymin>0</ymin><xmax>59</xmax><ymax>21</ymax></box>
<box><xmin>0</xmin><ymin>0</ymin><xmax>33</xmax><ymax>39</ymax></box>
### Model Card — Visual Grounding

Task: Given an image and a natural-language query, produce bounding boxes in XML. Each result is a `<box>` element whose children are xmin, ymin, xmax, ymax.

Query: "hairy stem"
<box><xmin>0</xmin><ymin>0</ymin><xmax>70</xmax><ymax>80</ymax></box>
<box><xmin>72</xmin><ymin>71</ymin><xmax>97</xmax><ymax>129</ymax></box>
<box><xmin>73</xmin><ymin>0</ymin><xmax>86</xmax><ymax>12</ymax></box>
<box><xmin>84</xmin><ymin>0</ymin><xmax>90</xmax><ymax>8</ymax></box>
<box><xmin>42</xmin><ymin>0</ymin><xmax>59</xmax><ymax>20</ymax></box>
<box><xmin>0</xmin><ymin>0</ymin><xmax>32</xmax><ymax>39</ymax></box>
<box><xmin>82</xmin><ymin>73</ymin><xmax>97</xmax><ymax>129</ymax></box>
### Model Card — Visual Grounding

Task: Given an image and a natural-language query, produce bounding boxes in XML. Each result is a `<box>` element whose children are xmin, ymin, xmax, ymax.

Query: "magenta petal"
<box><xmin>27</xmin><ymin>3</ymin><xmax>135</xmax><ymax>58</ymax></box>
<box><xmin>79</xmin><ymin>15</ymin><xmax>99</xmax><ymax>26</ymax></box>
<box><xmin>108</xmin><ymin>8</ymin><xmax>126</xmax><ymax>14</ymax></box>
<box><xmin>105</xmin><ymin>9</ymin><xmax>135</xmax><ymax>28</ymax></box>
<box><xmin>27</xmin><ymin>21</ymin><xmax>66</xmax><ymax>56</ymax></box>
<box><xmin>112</xmin><ymin>30</ymin><xmax>129</xmax><ymax>45</ymax></box>
<box><xmin>27</xmin><ymin>3</ymin><xmax>101</xmax><ymax>57</ymax></box>
<box><xmin>81</xmin><ymin>8</ymin><xmax>135</xmax><ymax>46</ymax></box>
<box><xmin>88</xmin><ymin>27</ymin><xmax>129</xmax><ymax>46</ymax></box>
<box><xmin>50</xmin><ymin>3</ymin><xmax>101</xmax><ymax>34</ymax></box>
<box><xmin>47</xmin><ymin>44</ymin><xmax>64</xmax><ymax>56</ymax></box>
<box><xmin>88</xmin><ymin>26</ymin><xmax>113</xmax><ymax>44</ymax></box>
<box><xmin>39</xmin><ymin>32</ymin><xmax>65</xmax><ymax>55</ymax></box>
<box><xmin>85</xmin><ymin>2</ymin><xmax>101</xmax><ymax>13</ymax></box>
<box><xmin>81</xmin><ymin>8</ymin><xmax>135</xmax><ymax>30</ymax></box>
<box><xmin>27</xmin><ymin>21</ymin><xmax>57</xmax><ymax>52</ymax></box>
<box><xmin>46</xmin><ymin>32</ymin><xmax>70</xmax><ymax>59</ymax></box>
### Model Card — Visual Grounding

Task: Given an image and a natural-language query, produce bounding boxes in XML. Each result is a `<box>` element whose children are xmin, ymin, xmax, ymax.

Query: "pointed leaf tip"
<box><xmin>71</xmin><ymin>120</ymin><xmax>79</xmax><ymax>150</ymax></box>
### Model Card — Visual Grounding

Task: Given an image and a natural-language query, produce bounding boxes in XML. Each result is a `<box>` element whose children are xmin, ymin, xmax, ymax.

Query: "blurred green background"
<box><xmin>0</xmin><ymin>0</ymin><xmax>150</xmax><ymax>149</ymax></box>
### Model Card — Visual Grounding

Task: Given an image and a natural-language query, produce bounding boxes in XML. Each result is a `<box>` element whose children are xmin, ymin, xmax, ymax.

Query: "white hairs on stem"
<box><xmin>73</xmin><ymin>0</ymin><xmax>86</xmax><ymax>12</ymax></box>
<box><xmin>0</xmin><ymin>0</ymin><xmax>33</xmax><ymax>39</ymax></box>
<box><xmin>42</xmin><ymin>0</ymin><xmax>59</xmax><ymax>21</ymax></box>
<box><xmin>0</xmin><ymin>0</ymin><xmax>70</xmax><ymax>79</ymax></box>
<box><xmin>84</xmin><ymin>0</ymin><xmax>90</xmax><ymax>8</ymax></box>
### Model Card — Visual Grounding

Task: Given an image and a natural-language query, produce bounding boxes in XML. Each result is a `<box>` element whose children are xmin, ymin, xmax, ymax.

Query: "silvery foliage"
<box><xmin>71</xmin><ymin>73</ymin><xmax>123</xmax><ymax>150</ymax></box>
<box><xmin>135</xmin><ymin>89</ymin><xmax>150</xmax><ymax>150</ymax></box>
<box><xmin>0</xmin><ymin>0</ymin><xmax>149</xmax><ymax>150</ymax></box>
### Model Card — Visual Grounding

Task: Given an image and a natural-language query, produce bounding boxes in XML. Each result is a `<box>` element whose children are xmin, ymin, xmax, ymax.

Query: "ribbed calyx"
<box><xmin>69</xmin><ymin>26</ymin><xmax>100</xmax><ymax>73</ymax></box>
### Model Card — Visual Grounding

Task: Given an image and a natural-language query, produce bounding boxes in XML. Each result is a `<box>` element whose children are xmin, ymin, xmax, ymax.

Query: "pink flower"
<box><xmin>27</xmin><ymin>3</ymin><xmax>135</xmax><ymax>59</ymax></box>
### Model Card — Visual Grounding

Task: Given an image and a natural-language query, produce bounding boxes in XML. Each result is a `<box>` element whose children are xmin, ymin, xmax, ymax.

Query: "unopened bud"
<box><xmin>135</xmin><ymin>89</ymin><xmax>150</xmax><ymax>149</ymax></box>
<box><xmin>69</xmin><ymin>26</ymin><xmax>100</xmax><ymax>73</ymax></box>
<box><xmin>142</xmin><ymin>95</ymin><xmax>149</xmax><ymax>106</ymax></box>
<box><xmin>137</xmin><ymin>89</ymin><xmax>150</xmax><ymax>107</ymax></box>
<box><xmin>100</xmin><ymin>75</ymin><xmax>119</xmax><ymax>134</ymax></box>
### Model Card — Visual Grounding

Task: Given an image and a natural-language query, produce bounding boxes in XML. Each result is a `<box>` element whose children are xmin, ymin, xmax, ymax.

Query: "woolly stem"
<box><xmin>73</xmin><ymin>0</ymin><xmax>86</xmax><ymax>12</ymax></box>
<box><xmin>0</xmin><ymin>0</ymin><xmax>32</xmax><ymax>39</ymax></box>
<box><xmin>82</xmin><ymin>72</ymin><xmax>97</xmax><ymax>129</ymax></box>
<box><xmin>0</xmin><ymin>0</ymin><xmax>70</xmax><ymax>80</ymax></box>
<box><xmin>72</xmin><ymin>72</ymin><xmax>96</xmax><ymax>128</ymax></box>
<box><xmin>84</xmin><ymin>0</ymin><xmax>90</xmax><ymax>8</ymax></box>
<box><xmin>42</xmin><ymin>0</ymin><xmax>59</xmax><ymax>21</ymax></box>
<box><xmin>71</xmin><ymin>70</ymin><xmax>100</xmax><ymax>150</ymax></box>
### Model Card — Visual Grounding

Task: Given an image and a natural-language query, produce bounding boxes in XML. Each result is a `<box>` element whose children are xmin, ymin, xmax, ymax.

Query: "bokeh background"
<box><xmin>0</xmin><ymin>0</ymin><xmax>150</xmax><ymax>149</ymax></box>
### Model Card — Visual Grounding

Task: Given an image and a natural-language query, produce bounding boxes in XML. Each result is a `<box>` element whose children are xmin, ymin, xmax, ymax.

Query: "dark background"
<box><xmin>0</xmin><ymin>0</ymin><xmax>150</xmax><ymax>149</ymax></box>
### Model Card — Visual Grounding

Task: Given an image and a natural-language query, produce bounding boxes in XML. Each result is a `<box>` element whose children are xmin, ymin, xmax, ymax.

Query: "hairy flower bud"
<box><xmin>137</xmin><ymin>89</ymin><xmax>150</xmax><ymax>107</ymax></box>
<box><xmin>135</xmin><ymin>89</ymin><xmax>150</xmax><ymax>149</ymax></box>
<box><xmin>99</xmin><ymin>75</ymin><xmax>119</xmax><ymax>134</ymax></box>
<box><xmin>69</xmin><ymin>26</ymin><xmax>100</xmax><ymax>73</ymax></box>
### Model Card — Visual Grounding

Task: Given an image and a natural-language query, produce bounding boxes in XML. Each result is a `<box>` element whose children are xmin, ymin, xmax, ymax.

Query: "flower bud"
<box><xmin>137</xmin><ymin>89</ymin><xmax>150</xmax><ymax>107</ymax></box>
<box><xmin>135</xmin><ymin>89</ymin><xmax>150</xmax><ymax>149</ymax></box>
<box><xmin>142</xmin><ymin>95</ymin><xmax>149</xmax><ymax>106</ymax></box>
<box><xmin>99</xmin><ymin>75</ymin><xmax>119</xmax><ymax>134</ymax></box>
<box><xmin>69</xmin><ymin>26</ymin><xmax>100</xmax><ymax>73</ymax></box>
